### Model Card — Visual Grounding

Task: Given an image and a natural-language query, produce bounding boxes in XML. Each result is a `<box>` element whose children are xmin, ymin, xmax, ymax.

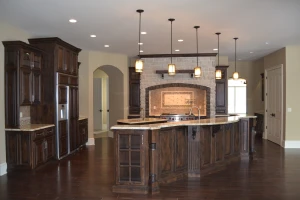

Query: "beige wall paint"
<box><xmin>252</xmin><ymin>58</ymin><xmax>264</xmax><ymax>113</ymax></box>
<box><xmin>78</xmin><ymin>51</ymin><xmax>128</xmax><ymax>139</ymax></box>
<box><xmin>285</xmin><ymin>46</ymin><xmax>300</xmax><ymax>140</ymax></box>
<box><xmin>0</xmin><ymin>21</ymin><xmax>31</xmax><ymax>166</ymax></box>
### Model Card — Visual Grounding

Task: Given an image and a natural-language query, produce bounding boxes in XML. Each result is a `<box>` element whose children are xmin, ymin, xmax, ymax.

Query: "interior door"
<box><xmin>266</xmin><ymin>66</ymin><xmax>282</xmax><ymax>145</ymax></box>
<box><xmin>93</xmin><ymin>78</ymin><xmax>102</xmax><ymax>131</ymax></box>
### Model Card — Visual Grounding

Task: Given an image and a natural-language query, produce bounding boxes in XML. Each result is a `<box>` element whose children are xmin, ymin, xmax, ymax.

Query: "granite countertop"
<box><xmin>117</xmin><ymin>118</ymin><xmax>168</xmax><ymax>125</ymax></box>
<box><xmin>79</xmin><ymin>116</ymin><xmax>88</xmax><ymax>120</ymax></box>
<box><xmin>111</xmin><ymin>115</ymin><xmax>256</xmax><ymax>130</ymax></box>
<box><xmin>5</xmin><ymin>124</ymin><xmax>55</xmax><ymax>131</ymax></box>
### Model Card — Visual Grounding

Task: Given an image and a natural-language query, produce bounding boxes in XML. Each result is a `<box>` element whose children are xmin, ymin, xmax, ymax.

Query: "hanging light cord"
<box><xmin>234</xmin><ymin>37</ymin><xmax>238</xmax><ymax>72</ymax></box>
<box><xmin>138</xmin><ymin>11</ymin><xmax>141</xmax><ymax>57</ymax></box>
<box><xmin>170</xmin><ymin>20</ymin><xmax>173</xmax><ymax>63</ymax></box>
<box><xmin>217</xmin><ymin>33</ymin><xmax>220</xmax><ymax>66</ymax></box>
<box><xmin>196</xmin><ymin>27</ymin><xmax>198</xmax><ymax>66</ymax></box>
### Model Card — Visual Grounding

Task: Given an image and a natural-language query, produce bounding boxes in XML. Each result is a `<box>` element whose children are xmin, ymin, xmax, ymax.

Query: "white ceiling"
<box><xmin>1</xmin><ymin>0</ymin><xmax>300</xmax><ymax>61</ymax></box>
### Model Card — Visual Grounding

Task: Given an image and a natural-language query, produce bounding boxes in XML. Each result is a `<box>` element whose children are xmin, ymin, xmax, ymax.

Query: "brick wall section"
<box><xmin>140</xmin><ymin>57</ymin><xmax>216</xmax><ymax>117</ymax></box>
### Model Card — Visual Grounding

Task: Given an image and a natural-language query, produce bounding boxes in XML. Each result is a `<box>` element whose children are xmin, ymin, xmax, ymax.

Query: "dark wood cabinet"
<box><xmin>5</xmin><ymin>126</ymin><xmax>55</xmax><ymax>171</ymax></box>
<box><xmin>3</xmin><ymin>41</ymin><xmax>43</xmax><ymax>128</ymax></box>
<box><xmin>215</xmin><ymin>66</ymin><xmax>229</xmax><ymax>114</ymax></box>
<box><xmin>78</xmin><ymin>119</ymin><xmax>88</xmax><ymax>146</ymax></box>
<box><xmin>59</xmin><ymin>120</ymin><xmax>68</xmax><ymax>157</ymax></box>
<box><xmin>129</xmin><ymin>67</ymin><xmax>141</xmax><ymax>115</ymax></box>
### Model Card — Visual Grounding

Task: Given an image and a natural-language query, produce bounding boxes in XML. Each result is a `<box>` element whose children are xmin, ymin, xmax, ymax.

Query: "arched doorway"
<box><xmin>93</xmin><ymin>65</ymin><xmax>124</xmax><ymax>137</ymax></box>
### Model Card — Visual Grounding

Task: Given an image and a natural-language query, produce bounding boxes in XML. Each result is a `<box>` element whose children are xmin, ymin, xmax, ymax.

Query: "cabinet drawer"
<box><xmin>34</xmin><ymin>129</ymin><xmax>45</xmax><ymax>140</ymax></box>
<box><xmin>69</xmin><ymin>76</ymin><xmax>78</xmax><ymax>86</ymax></box>
<box><xmin>58</xmin><ymin>73</ymin><xmax>69</xmax><ymax>85</ymax></box>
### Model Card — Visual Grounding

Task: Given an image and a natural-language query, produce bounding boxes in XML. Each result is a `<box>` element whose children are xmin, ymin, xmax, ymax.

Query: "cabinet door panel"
<box><xmin>20</xmin><ymin>67</ymin><xmax>32</xmax><ymax>105</ymax></box>
<box><xmin>200</xmin><ymin>126</ymin><xmax>212</xmax><ymax>168</ymax></box>
<box><xmin>58</xmin><ymin>86</ymin><xmax>68</xmax><ymax>104</ymax></box>
<box><xmin>32</xmin><ymin>70</ymin><xmax>41</xmax><ymax>104</ymax></box>
<box><xmin>33</xmin><ymin>52</ymin><xmax>41</xmax><ymax>70</ymax></box>
<box><xmin>34</xmin><ymin>138</ymin><xmax>44</xmax><ymax>167</ymax></box>
<box><xmin>175</xmin><ymin>127</ymin><xmax>187</xmax><ymax>171</ymax></box>
<box><xmin>59</xmin><ymin>120</ymin><xmax>68</xmax><ymax>157</ymax></box>
<box><xmin>20</xmin><ymin>133</ymin><xmax>31</xmax><ymax>166</ymax></box>
<box><xmin>73</xmin><ymin>53</ymin><xmax>78</xmax><ymax>75</ymax></box>
<box><xmin>57</xmin><ymin>46</ymin><xmax>64</xmax><ymax>72</ymax></box>
<box><xmin>45</xmin><ymin>135</ymin><xmax>55</xmax><ymax>160</ymax></box>
<box><xmin>69</xmin><ymin>119</ymin><xmax>78</xmax><ymax>151</ymax></box>
<box><xmin>216</xmin><ymin>81</ymin><xmax>226</xmax><ymax>107</ymax></box>
<box><xmin>5</xmin><ymin>132</ymin><xmax>19</xmax><ymax>166</ymax></box>
<box><xmin>64</xmin><ymin>49</ymin><xmax>71</xmax><ymax>72</ymax></box>
<box><xmin>5</xmin><ymin>69</ymin><xmax>19</xmax><ymax>127</ymax></box>
<box><xmin>21</xmin><ymin>50</ymin><xmax>32</xmax><ymax>69</ymax></box>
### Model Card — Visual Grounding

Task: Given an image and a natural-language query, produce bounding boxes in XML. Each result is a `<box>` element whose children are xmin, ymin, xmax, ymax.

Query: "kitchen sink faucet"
<box><xmin>189</xmin><ymin>106</ymin><xmax>201</xmax><ymax>118</ymax></box>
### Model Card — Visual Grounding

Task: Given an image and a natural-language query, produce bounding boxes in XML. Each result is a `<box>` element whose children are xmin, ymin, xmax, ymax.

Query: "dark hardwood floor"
<box><xmin>1</xmin><ymin>137</ymin><xmax>300</xmax><ymax>200</ymax></box>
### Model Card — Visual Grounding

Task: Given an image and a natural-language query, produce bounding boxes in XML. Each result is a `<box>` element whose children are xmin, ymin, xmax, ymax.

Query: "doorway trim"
<box><xmin>264</xmin><ymin>64</ymin><xmax>284</xmax><ymax>147</ymax></box>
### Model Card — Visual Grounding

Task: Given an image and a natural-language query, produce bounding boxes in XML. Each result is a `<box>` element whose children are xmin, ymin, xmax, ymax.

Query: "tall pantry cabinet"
<box><xmin>3</xmin><ymin>41</ymin><xmax>42</xmax><ymax>128</ymax></box>
<box><xmin>28</xmin><ymin>37</ymin><xmax>82</xmax><ymax>159</ymax></box>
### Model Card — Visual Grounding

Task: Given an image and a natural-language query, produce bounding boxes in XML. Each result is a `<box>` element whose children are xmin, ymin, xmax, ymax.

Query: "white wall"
<box><xmin>0</xmin><ymin>21</ymin><xmax>31</xmax><ymax>175</ymax></box>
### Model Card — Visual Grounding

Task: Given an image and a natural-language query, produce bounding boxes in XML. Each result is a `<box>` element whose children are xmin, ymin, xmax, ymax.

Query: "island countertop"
<box><xmin>111</xmin><ymin>115</ymin><xmax>256</xmax><ymax>130</ymax></box>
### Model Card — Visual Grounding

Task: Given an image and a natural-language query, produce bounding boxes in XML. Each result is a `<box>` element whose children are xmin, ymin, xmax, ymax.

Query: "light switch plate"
<box><xmin>288</xmin><ymin>108</ymin><xmax>292</xmax><ymax>112</ymax></box>
<box><xmin>20</xmin><ymin>112</ymin><xmax>23</xmax><ymax>118</ymax></box>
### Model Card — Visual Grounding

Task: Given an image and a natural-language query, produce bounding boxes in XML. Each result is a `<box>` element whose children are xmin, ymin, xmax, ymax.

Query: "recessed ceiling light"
<box><xmin>178</xmin><ymin>39</ymin><xmax>183</xmax><ymax>42</ymax></box>
<box><xmin>90</xmin><ymin>35</ymin><xmax>96</xmax><ymax>38</ymax></box>
<box><xmin>265</xmin><ymin>42</ymin><xmax>269</xmax><ymax>45</ymax></box>
<box><xmin>213</xmin><ymin>48</ymin><xmax>218</xmax><ymax>51</ymax></box>
<box><xmin>104</xmin><ymin>45</ymin><xmax>109</xmax><ymax>47</ymax></box>
<box><xmin>69</xmin><ymin>19</ymin><xmax>77</xmax><ymax>23</ymax></box>
<box><xmin>238</xmin><ymin>59</ymin><xmax>242</xmax><ymax>60</ymax></box>
<box><xmin>175</xmin><ymin>49</ymin><xmax>180</xmax><ymax>52</ymax></box>
<box><xmin>138</xmin><ymin>43</ymin><xmax>143</xmax><ymax>45</ymax></box>
<box><xmin>139</xmin><ymin>50</ymin><xmax>143</xmax><ymax>52</ymax></box>
<box><xmin>141</xmin><ymin>32</ymin><xmax>147</xmax><ymax>35</ymax></box>
<box><xmin>250</xmin><ymin>52</ymin><xmax>253</xmax><ymax>53</ymax></box>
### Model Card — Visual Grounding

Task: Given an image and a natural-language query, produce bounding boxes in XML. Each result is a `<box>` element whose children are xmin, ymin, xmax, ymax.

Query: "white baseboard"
<box><xmin>0</xmin><ymin>162</ymin><xmax>7</xmax><ymax>176</ymax></box>
<box><xmin>284</xmin><ymin>141</ymin><xmax>300</xmax><ymax>148</ymax></box>
<box><xmin>86</xmin><ymin>138</ymin><xmax>95</xmax><ymax>146</ymax></box>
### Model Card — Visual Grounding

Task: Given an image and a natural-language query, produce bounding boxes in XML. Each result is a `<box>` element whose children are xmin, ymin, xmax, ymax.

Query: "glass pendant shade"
<box><xmin>135</xmin><ymin>59</ymin><xmax>144</xmax><ymax>72</ymax></box>
<box><xmin>215</xmin><ymin>69</ymin><xmax>222</xmax><ymax>79</ymax></box>
<box><xmin>233</xmin><ymin>71</ymin><xmax>239</xmax><ymax>80</ymax></box>
<box><xmin>168</xmin><ymin>64</ymin><xmax>176</xmax><ymax>75</ymax></box>
<box><xmin>194</xmin><ymin>66</ymin><xmax>202</xmax><ymax>77</ymax></box>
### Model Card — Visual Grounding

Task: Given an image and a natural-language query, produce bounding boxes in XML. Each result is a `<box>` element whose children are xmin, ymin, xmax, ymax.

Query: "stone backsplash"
<box><xmin>20</xmin><ymin>106</ymin><xmax>31</xmax><ymax>125</ymax></box>
<box><xmin>140</xmin><ymin>57</ymin><xmax>216</xmax><ymax>117</ymax></box>
<box><xmin>148</xmin><ymin>86</ymin><xmax>207</xmax><ymax>116</ymax></box>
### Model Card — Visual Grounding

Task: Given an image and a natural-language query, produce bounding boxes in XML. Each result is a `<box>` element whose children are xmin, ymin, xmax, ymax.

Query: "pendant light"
<box><xmin>230</xmin><ymin>37</ymin><xmax>247</xmax><ymax>84</ymax></box>
<box><xmin>194</xmin><ymin>26</ymin><xmax>202</xmax><ymax>78</ymax></box>
<box><xmin>215</xmin><ymin>32</ymin><xmax>222</xmax><ymax>79</ymax></box>
<box><xmin>232</xmin><ymin>37</ymin><xmax>239</xmax><ymax>80</ymax></box>
<box><xmin>168</xmin><ymin>18</ymin><xmax>176</xmax><ymax>75</ymax></box>
<box><xmin>135</xmin><ymin>9</ymin><xmax>144</xmax><ymax>73</ymax></box>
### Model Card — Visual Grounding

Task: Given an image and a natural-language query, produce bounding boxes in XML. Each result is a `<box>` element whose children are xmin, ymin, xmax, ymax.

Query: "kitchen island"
<box><xmin>111</xmin><ymin>115</ymin><xmax>256</xmax><ymax>194</ymax></box>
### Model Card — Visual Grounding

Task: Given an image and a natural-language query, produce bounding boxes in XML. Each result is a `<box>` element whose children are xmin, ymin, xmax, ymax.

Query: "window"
<box><xmin>228</xmin><ymin>79</ymin><xmax>247</xmax><ymax>114</ymax></box>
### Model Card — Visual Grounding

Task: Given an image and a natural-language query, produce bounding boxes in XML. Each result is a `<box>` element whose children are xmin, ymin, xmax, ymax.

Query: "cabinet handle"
<box><xmin>44</xmin><ymin>141</ymin><xmax>48</xmax><ymax>149</ymax></box>
<box><xmin>32</xmin><ymin>95</ymin><xmax>34</xmax><ymax>102</ymax></box>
